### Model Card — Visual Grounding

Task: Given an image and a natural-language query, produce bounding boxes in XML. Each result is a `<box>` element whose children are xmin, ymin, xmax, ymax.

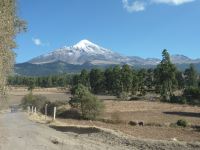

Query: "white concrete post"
<box><xmin>34</xmin><ymin>107</ymin><xmax>37</xmax><ymax>114</ymax></box>
<box><xmin>53</xmin><ymin>107</ymin><xmax>56</xmax><ymax>120</ymax></box>
<box><xmin>27</xmin><ymin>106</ymin><xmax>30</xmax><ymax>114</ymax></box>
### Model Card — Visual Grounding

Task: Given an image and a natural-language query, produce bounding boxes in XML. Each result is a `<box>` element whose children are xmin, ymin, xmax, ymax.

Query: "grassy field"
<box><xmin>1</xmin><ymin>87</ymin><xmax>200</xmax><ymax>142</ymax></box>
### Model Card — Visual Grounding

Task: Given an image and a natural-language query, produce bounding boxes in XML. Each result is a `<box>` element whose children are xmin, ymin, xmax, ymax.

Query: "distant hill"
<box><xmin>15</xmin><ymin>40</ymin><xmax>200</xmax><ymax>76</ymax></box>
<box><xmin>14</xmin><ymin>61</ymin><xmax>200</xmax><ymax>76</ymax></box>
<box><xmin>14</xmin><ymin>61</ymin><xmax>115</xmax><ymax>76</ymax></box>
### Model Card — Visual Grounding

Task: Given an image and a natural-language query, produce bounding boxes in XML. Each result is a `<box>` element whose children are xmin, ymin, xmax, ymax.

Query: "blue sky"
<box><xmin>15</xmin><ymin>0</ymin><xmax>200</xmax><ymax>63</ymax></box>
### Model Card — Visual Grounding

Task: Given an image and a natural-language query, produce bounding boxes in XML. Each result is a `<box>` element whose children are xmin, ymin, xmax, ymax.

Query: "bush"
<box><xmin>21</xmin><ymin>93</ymin><xmax>48</xmax><ymax>111</ymax></box>
<box><xmin>81</xmin><ymin>94</ymin><xmax>104</xmax><ymax>120</ymax></box>
<box><xmin>118</xmin><ymin>92</ymin><xmax>129</xmax><ymax>101</ymax></box>
<box><xmin>69</xmin><ymin>84</ymin><xmax>104</xmax><ymax>120</ymax></box>
<box><xmin>184</xmin><ymin>87</ymin><xmax>200</xmax><ymax>99</ymax></box>
<box><xmin>170</xmin><ymin>95</ymin><xmax>187</xmax><ymax>104</ymax></box>
<box><xmin>184</xmin><ymin>88</ymin><xmax>200</xmax><ymax>105</ymax></box>
<box><xmin>58</xmin><ymin>108</ymin><xmax>81</xmax><ymax>119</ymax></box>
<box><xmin>176</xmin><ymin>119</ymin><xmax>188</xmax><ymax>127</ymax></box>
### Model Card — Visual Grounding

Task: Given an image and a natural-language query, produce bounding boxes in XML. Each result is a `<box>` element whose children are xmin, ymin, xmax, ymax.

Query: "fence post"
<box><xmin>34</xmin><ymin>107</ymin><xmax>37</xmax><ymax>114</ymax></box>
<box><xmin>27</xmin><ymin>106</ymin><xmax>30</xmax><ymax>114</ymax></box>
<box><xmin>31</xmin><ymin>106</ymin><xmax>34</xmax><ymax>114</ymax></box>
<box><xmin>45</xmin><ymin>104</ymin><xmax>48</xmax><ymax>120</ymax></box>
<box><xmin>53</xmin><ymin>107</ymin><xmax>56</xmax><ymax>121</ymax></box>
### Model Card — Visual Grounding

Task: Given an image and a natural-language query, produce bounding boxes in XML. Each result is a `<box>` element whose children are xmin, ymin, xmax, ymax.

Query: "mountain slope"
<box><xmin>29</xmin><ymin>40</ymin><xmax>125</xmax><ymax>65</ymax></box>
<box><xmin>15</xmin><ymin>39</ymin><xmax>200</xmax><ymax>76</ymax></box>
<box><xmin>14</xmin><ymin>61</ymin><xmax>116</xmax><ymax>76</ymax></box>
<box><xmin>29</xmin><ymin>40</ymin><xmax>200</xmax><ymax>66</ymax></box>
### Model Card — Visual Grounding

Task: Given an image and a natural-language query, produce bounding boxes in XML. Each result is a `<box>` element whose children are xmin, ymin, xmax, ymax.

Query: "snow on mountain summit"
<box><xmin>73</xmin><ymin>39</ymin><xmax>99</xmax><ymax>49</ymax></box>
<box><xmin>29</xmin><ymin>40</ymin><xmax>123</xmax><ymax>65</ymax></box>
<box><xmin>72</xmin><ymin>39</ymin><xmax>114</xmax><ymax>54</ymax></box>
<box><xmin>27</xmin><ymin>40</ymin><xmax>199</xmax><ymax>66</ymax></box>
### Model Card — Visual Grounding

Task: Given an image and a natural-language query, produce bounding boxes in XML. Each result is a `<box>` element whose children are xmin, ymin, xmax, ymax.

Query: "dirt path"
<box><xmin>0</xmin><ymin>111</ymin><xmax>125</xmax><ymax>150</ymax></box>
<box><xmin>0</xmin><ymin>110</ymin><xmax>200</xmax><ymax>150</ymax></box>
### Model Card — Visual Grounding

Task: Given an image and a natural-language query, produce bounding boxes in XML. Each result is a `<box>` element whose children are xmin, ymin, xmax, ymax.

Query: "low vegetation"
<box><xmin>177</xmin><ymin>119</ymin><xmax>188</xmax><ymax>128</ymax></box>
<box><xmin>21</xmin><ymin>93</ymin><xmax>48</xmax><ymax>111</ymax></box>
<box><xmin>69</xmin><ymin>84</ymin><xmax>104</xmax><ymax>120</ymax></box>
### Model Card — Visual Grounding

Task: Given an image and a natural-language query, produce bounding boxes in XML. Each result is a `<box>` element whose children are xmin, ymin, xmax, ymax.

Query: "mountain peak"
<box><xmin>73</xmin><ymin>39</ymin><xmax>99</xmax><ymax>49</ymax></box>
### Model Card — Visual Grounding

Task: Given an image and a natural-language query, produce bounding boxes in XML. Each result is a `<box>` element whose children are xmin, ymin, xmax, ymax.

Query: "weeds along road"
<box><xmin>0</xmin><ymin>111</ymin><xmax>123</xmax><ymax>150</ymax></box>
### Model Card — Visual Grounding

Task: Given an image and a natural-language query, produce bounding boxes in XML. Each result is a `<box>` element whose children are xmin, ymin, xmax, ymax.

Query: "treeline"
<box><xmin>72</xmin><ymin>50</ymin><xmax>200</xmax><ymax>105</ymax></box>
<box><xmin>8</xmin><ymin>73</ymin><xmax>72</xmax><ymax>88</ymax></box>
<box><xmin>9</xmin><ymin>50</ymin><xmax>200</xmax><ymax>105</ymax></box>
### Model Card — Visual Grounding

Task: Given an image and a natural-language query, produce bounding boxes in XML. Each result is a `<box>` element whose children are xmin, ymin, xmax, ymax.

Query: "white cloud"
<box><xmin>122</xmin><ymin>0</ymin><xmax>146</xmax><ymax>12</ymax></box>
<box><xmin>122</xmin><ymin>0</ymin><xmax>196</xmax><ymax>13</ymax></box>
<box><xmin>32</xmin><ymin>38</ymin><xmax>42</xmax><ymax>46</ymax></box>
<box><xmin>152</xmin><ymin>0</ymin><xmax>195</xmax><ymax>5</ymax></box>
<box><xmin>32</xmin><ymin>38</ymin><xmax>49</xmax><ymax>46</ymax></box>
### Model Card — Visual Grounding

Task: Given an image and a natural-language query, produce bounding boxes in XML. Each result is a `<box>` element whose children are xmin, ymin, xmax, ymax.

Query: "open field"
<box><xmin>58</xmin><ymin>100</ymin><xmax>200</xmax><ymax>142</ymax></box>
<box><xmin>1</xmin><ymin>87</ymin><xmax>200</xmax><ymax>143</ymax></box>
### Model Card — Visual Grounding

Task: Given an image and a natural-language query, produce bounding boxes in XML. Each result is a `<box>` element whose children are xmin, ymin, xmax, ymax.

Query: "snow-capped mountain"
<box><xmin>28</xmin><ymin>39</ymin><xmax>200</xmax><ymax>66</ymax></box>
<box><xmin>29</xmin><ymin>40</ymin><xmax>126</xmax><ymax>65</ymax></box>
<box><xmin>171</xmin><ymin>54</ymin><xmax>200</xmax><ymax>64</ymax></box>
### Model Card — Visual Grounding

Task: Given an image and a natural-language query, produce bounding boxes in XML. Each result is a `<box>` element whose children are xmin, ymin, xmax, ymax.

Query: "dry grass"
<box><xmin>4</xmin><ymin>87</ymin><xmax>200</xmax><ymax>142</ymax></box>
<box><xmin>103</xmin><ymin>101</ymin><xmax>200</xmax><ymax>125</ymax></box>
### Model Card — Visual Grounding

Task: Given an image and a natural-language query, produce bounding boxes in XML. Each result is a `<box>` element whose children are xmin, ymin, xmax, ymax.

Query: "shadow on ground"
<box><xmin>163</xmin><ymin>111</ymin><xmax>200</xmax><ymax>118</ymax></box>
<box><xmin>50</xmin><ymin>125</ymin><xmax>101</xmax><ymax>134</ymax></box>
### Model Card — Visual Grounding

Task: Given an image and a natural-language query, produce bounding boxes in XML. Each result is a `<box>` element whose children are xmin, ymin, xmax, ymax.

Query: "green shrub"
<box><xmin>58</xmin><ymin>108</ymin><xmax>81</xmax><ymax>119</ymax></box>
<box><xmin>21</xmin><ymin>93</ymin><xmax>48</xmax><ymax>111</ymax></box>
<box><xmin>184</xmin><ymin>88</ymin><xmax>200</xmax><ymax>105</ymax></box>
<box><xmin>176</xmin><ymin>119</ymin><xmax>188</xmax><ymax>127</ymax></box>
<box><xmin>170</xmin><ymin>95</ymin><xmax>187</xmax><ymax>104</ymax></box>
<box><xmin>81</xmin><ymin>94</ymin><xmax>104</xmax><ymax>120</ymax></box>
<box><xmin>69</xmin><ymin>84</ymin><xmax>104</xmax><ymax>120</ymax></box>
<box><xmin>118</xmin><ymin>92</ymin><xmax>129</xmax><ymax>101</ymax></box>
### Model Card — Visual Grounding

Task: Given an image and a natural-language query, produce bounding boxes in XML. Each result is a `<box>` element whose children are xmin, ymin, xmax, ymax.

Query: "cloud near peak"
<box><xmin>122</xmin><ymin>0</ymin><xmax>196</xmax><ymax>12</ymax></box>
<box><xmin>32</xmin><ymin>38</ymin><xmax>42</xmax><ymax>46</ymax></box>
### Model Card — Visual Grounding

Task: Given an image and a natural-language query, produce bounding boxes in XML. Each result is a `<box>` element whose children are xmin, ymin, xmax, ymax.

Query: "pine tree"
<box><xmin>121</xmin><ymin>65</ymin><xmax>133</xmax><ymax>93</ymax></box>
<box><xmin>184</xmin><ymin>64</ymin><xmax>198</xmax><ymax>88</ymax></box>
<box><xmin>156</xmin><ymin>50</ymin><xmax>177</xmax><ymax>101</ymax></box>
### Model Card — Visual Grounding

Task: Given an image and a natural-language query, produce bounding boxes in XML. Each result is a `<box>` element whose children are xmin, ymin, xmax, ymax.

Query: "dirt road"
<box><xmin>0</xmin><ymin>110</ymin><xmax>200</xmax><ymax>150</ymax></box>
<box><xmin>0</xmin><ymin>111</ymin><xmax>124</xmax><ymax>150</ymax></box>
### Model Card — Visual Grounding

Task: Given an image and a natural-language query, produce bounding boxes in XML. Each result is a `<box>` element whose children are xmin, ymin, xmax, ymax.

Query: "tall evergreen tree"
<box><xmin>89</xmin><ymin>68</ymin><xmax>105</xmax><ymax>94</ymax></box>
<box><xmin>121</xmin><ymin>65</ymin><xmax>133</xmax><ymax>93</ymax></box>
<box><xmin>131</xmin><ymin>69</ymin><xmax>139</xmax><ymax>95</ymax></box>
<box><xmin>138</xmin><ymin>69</ymin><xmax>147</xmax><ymax>95</ymax></box>
<box><xmin>104</xmin><ymin>67</ymin><xmax>114</xmax><ymax>94</ymax></box>
<box><xmin>184</xmin><ymin>64</ymin><xmax>198</xmax><ymax>88</ymax></box>
<box><xmin>79</xmin><ymin>69</ymin><xmax>90</xmax><ymax>87</ymax></box>
<box><xmin>112</xmin><ymin>65</ymin><xmax>122</xmax><ymax>96</ymax></box>
<box><xmin>156</xmin><ymin>50</ymin><xmax>177</xmax><ymax>101</ymax></box>
<box><xmin>176</xmin><ymin>71</ymin><xmax>185</xmax><ymax>90</ymax></box>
